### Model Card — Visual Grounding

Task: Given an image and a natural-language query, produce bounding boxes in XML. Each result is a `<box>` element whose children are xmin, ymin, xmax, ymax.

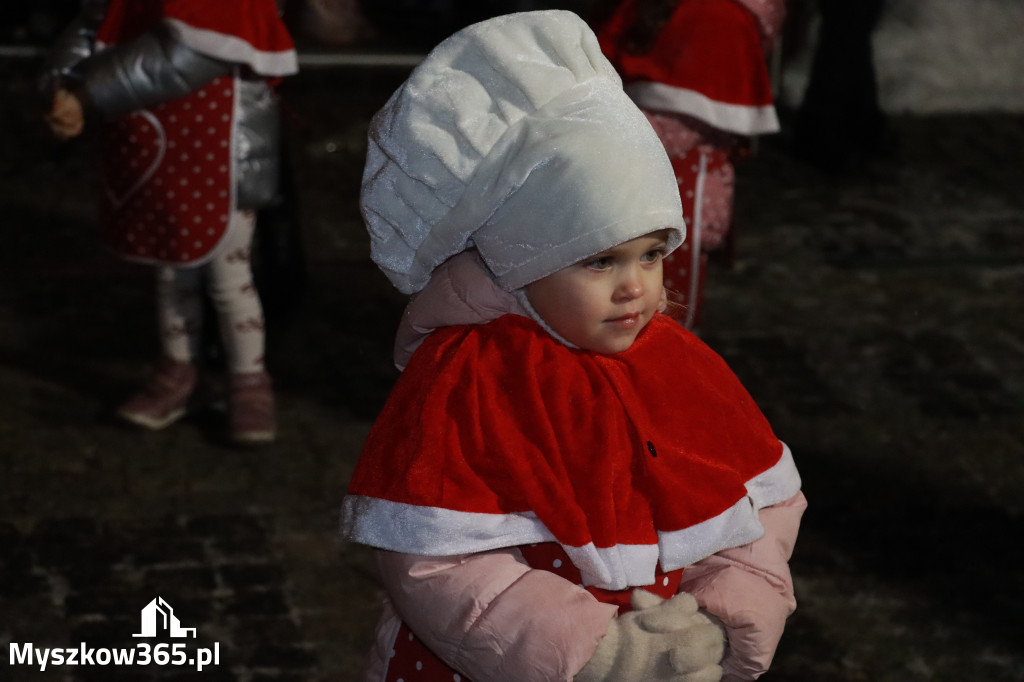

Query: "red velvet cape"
<box><xmin>96</xmin><ymin>0</ymin><xmax>297</xmax><ymax>77</ymax></box>
<box><xmin>343</xmin><ymin>314</ymin><xmax>800</xmax><ymax>589</ymax></box>
<box><xmin>597</xmin><ymin>0</ymin><xmax>778</xmax><ymax>135</ymax></box>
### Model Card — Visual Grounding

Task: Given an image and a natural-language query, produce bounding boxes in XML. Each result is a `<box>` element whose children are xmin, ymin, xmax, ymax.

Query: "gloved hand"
<box><xmin>575</xmin><ymin>589</ymin><xmax>725</xmax><ymax>682</ymax></box>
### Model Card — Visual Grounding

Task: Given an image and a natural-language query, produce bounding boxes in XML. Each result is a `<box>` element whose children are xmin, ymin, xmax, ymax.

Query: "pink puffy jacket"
<box><xmin>366</xmin><ymin>251</ymin><xmax>807</xmax><ymax>682</ymax></box>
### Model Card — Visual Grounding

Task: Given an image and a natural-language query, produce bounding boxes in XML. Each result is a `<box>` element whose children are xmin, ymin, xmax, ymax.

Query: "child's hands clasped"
<box><xmin>45</xmin><ymin>89</ymin><xmax>85</xmax><ymax>140</ymax></box>
<box><xmin>576</xmin><ymin>589</ymin><xmax>725</xmax><ymax>682</ymax></box>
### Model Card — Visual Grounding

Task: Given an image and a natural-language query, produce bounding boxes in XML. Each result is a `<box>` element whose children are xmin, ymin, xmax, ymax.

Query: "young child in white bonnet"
<box><xmin>342</xmin><ymin>10</ymin><xmax>806</xmax><ymax>682</ymax></box>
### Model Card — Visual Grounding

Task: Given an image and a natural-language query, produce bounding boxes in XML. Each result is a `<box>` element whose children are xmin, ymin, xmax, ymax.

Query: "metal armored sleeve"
<box><xmin>76</xmin><ymin>23</ymin><xmax>232</xmax><ymax>117</ymax></box>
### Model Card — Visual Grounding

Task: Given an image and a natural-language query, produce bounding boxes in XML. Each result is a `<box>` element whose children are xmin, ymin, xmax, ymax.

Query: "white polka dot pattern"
<box><xmin>99</xmin><ymin>76</ymin><xmax>235</xmax><ymax>265</ymax></box>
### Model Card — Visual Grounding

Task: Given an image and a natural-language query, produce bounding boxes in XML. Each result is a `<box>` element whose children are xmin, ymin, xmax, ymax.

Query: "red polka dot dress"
<box><xmin>100</xmin><ymin>78</ymin><xmax>237</xmax><ymax>266</ymax></box>
<box><xmin>91</xmin><ymin>0</ymin><xmax>297</xmax><ymax>267</ymax></box>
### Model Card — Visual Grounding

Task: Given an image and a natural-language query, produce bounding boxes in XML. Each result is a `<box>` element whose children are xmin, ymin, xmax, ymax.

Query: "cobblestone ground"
<box><xmin>1</xmin><ymin>62</ymin><xmax>1022</xmax><ymax>682</ymax></box>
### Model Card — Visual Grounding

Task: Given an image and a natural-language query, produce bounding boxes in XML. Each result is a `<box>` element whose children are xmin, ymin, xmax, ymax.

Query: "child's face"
<box><xmin>524</xmin><ymin>231</ymin><xmax>670</xmax><ymax>354</ymax></box>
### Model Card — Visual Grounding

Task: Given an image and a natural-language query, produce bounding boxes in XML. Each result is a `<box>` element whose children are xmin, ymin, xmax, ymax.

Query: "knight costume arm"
<box><xmin>73</xmin><ymin>22</ymin><xmax>232</xmax><ymax>117</ymax></box>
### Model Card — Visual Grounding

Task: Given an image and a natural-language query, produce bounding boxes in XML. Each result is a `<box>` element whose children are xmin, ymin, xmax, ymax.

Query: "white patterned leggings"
<box><xmin>155</xmin><ymin>210</ymin><xmax>266</xmax><ymax>375</ymax></box>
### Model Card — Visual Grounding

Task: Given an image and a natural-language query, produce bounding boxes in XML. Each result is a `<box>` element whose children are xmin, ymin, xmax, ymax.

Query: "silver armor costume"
<box><xmin>41</xmin><ymin>0</ymin><xmax>285</xmax><ymax>209</ymax></box>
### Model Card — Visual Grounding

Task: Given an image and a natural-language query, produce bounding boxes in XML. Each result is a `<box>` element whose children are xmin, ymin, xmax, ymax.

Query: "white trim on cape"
<box><xmin>626</xmin><ymin>81</ymin><xmax>780</xmax><ymax>135</ymax></box>
<box><xmin>166</xmin><ymin>18</ymin><xmax>298</xmax><ymax>77</ymax></box>
<box><xmin>342</xmin><ymin>443</ymin><xmax>801</xmax><ymax>591</ymax></box>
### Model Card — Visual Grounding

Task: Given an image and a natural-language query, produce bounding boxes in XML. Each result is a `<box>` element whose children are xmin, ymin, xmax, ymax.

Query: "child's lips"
<box><xmin>606</xmin><ymin>312</ymin><xmax>642</xmax><ymax>328</ymax></box>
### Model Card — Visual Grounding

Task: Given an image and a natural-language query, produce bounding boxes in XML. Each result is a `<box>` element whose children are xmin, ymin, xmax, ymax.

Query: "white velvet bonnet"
<box><xmin>361</xmin><ymin>10</ymin><xmax>686</xmax><ymax>295</ymax></box>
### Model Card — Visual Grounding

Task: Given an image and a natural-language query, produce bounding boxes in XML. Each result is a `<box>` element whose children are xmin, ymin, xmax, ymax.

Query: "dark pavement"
<box><xmin>1</xmin><ymin>61</ymin><xmax>1023</xmax><ymax>682</ymax></box>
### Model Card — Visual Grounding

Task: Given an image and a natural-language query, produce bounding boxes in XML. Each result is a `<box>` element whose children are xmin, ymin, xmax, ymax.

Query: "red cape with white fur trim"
<box><xmin>342</xmin><ymin>314</ymin><xmax>801</xmax><ymax>590</ymax></box>
<box><xmin>96</xmin><ymin>0</ymin><xmax>297</xmax><ymax>77</ymax></box>
<box><xmin>597</xmin><ymin>0</ymin><xmax>778</xmax><ymax>135</ymax></box>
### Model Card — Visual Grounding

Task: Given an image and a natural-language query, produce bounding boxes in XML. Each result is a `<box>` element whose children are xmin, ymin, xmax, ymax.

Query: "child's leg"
<box><xmin>117</xmin><ymin>265</ymin><xmax>203</xmax><ymax>429</ymax></box>
<box><xmin>155</xmin><ymin>265</ymin><xmax>204</xmax><ymax>364</ymax></box>
<box><xmin>205</xmin><ymin>210</ymin><xmax>266</xmax><ymax>375</ymax></box>
<box><xmin>205</xmin><ymin>210</ymin><xmax>275</xmax><ymax>444</ymax></box>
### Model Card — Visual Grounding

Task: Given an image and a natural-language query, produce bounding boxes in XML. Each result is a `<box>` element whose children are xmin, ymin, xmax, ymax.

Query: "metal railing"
<box><xmin>0</xmin><ymin>43</ymin><xmax>424</xmax><ymax>68</ymax></box>
<box><xmin>0</xmin><ymin>45</ymin><xmax>46</xmax><ymax>59</ymax></box>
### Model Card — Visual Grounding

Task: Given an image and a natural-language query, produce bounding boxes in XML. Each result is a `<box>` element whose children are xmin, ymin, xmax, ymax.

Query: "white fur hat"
<box><xmin>361</xmin><ymin>10</ymin><xmax>685</xmax><ymax>295</ymax></box>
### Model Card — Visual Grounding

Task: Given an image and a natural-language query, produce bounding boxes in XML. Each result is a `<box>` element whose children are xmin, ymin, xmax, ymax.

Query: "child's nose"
<box><xmin>614</xmin><ymin>267</ymin><xmax>644</xmax><ymax>301</ymax></box>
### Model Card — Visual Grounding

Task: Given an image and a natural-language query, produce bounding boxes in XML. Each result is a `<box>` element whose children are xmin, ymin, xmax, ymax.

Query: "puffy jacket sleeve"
<box><xmin>679</xmin><ymin>491</ymin><xmax>807</xmax><ymax>681</ymax></box>
<box><xmin>38</xmin><ymin>0</ymin><xmax>109</xmax><ymax>96</ymax></box>
<box><xmin>76</xmin><ymin>22</ymin><xmax>231</xmax><ymax>117</ymax></box>
<box><xmin>375</xmin><ymin>548</ymin><xmax>618</xmax><ymax>682</ymax></box>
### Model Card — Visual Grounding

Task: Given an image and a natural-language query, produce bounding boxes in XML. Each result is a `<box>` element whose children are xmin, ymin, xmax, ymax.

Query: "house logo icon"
<box><xmin>133</xmin><ymin>597</ymin><xmax>197</xmax><ymax>638</ymax></box>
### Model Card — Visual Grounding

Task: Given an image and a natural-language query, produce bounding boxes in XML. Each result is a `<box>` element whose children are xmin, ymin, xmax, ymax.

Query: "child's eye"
<box><xmin>641</xmin><ymin>248</ymin><xmax>666</xmax><ymax>263</ymax></box>
<box><xmin>584</xmin><ymin>256</ymin><xmax>613</xmax><ymax>270</ymax></box>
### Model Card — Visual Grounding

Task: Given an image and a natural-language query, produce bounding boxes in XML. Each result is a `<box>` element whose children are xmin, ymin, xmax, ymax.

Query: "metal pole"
<box><xmin>297</xmin><ymin>51</ymin><xmax>423</xmax><ymax>68</ymax></box>
<box><xmin>0</xmin><ymin>44</ymin><xmax>424</xmax><ymax>68</ymax></box>
<box><xmin>0</xmin><ymin>45</ymin><xmax>45</xmax><ymax>58</ymax></box>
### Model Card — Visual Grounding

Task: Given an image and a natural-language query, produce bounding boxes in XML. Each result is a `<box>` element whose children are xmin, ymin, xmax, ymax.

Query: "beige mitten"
<box><xmin>575</xmin><ymin>590</ymin><xmax>724</xmax><ymax>682</ymax></box>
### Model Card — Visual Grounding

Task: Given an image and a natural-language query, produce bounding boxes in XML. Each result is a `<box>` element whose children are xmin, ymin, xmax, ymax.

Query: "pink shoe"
<box><xmin>117</xmin><ymin>358</ymin><xmax>197</xmax><ymax>430</ymax></box>
<box><xmin>228</xmin><ymin>371</ymin><xmax>276</xmax><ymax>444</ymax></box>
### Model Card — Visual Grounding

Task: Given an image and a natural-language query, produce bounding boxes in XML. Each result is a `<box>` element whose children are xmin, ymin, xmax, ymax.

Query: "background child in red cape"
<box><xmin>341</xmin><ymin>10</ymin><xmax>806</xmax><ymax>682</ymax></box>
<box><xmin>40</xmin><ymin>0</ymin><xmax>297</xmax><ymax>444</ymax></box>
<box><xmin>595</xmin><ymin>0</ymin><xmax>787</xmax><ymax>329</ymax></box>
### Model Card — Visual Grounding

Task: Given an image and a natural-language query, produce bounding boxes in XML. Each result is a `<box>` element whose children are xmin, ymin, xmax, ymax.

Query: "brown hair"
<box><xmin>608</xmin><ymin>0</ymin><xmax>682</xmax><ymax>55</ymax></box>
